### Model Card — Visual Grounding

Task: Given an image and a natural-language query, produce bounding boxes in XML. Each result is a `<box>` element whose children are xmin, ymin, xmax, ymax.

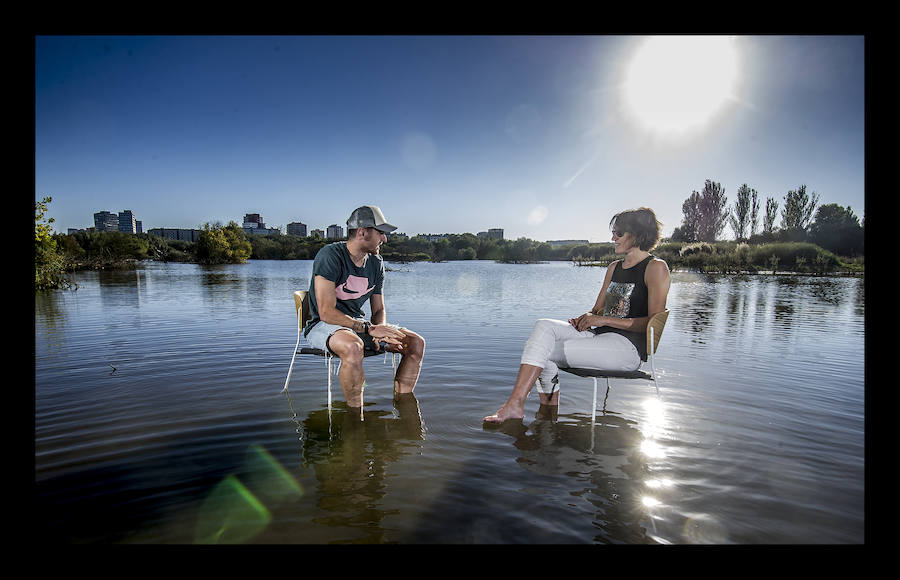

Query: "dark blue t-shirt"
<box><xmin>305</xmin><ymin>242</ymin><xmax>385</xmax><ymax>335</ymax></box>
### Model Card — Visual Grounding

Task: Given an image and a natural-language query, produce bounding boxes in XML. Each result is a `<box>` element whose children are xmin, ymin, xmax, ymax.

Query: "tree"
<box><xmin>750</xmin><ymin>188</ymin><xmax>760</xmax><ymax>237</ymax></box>
<box><xmin>781</xmin><ymin>184</ymin><xmax>820</xmax><ymax>232</ymax></box>
<box><xmin>808</xmin><ymin>203</ymin><xmax>864</xmax><ymax>257</ymax></box>
<box><xmin>729</xmin><ymin>183</ymin><xmax>755</xmax><ymax>241</ymax></box>
<box><xmin>677</xmin><ymin>180</ymin><xmax>729</xmax><ymax>242</ymax></box>
<box><xmin>677</xmin><ymin>191</ymin><xmax>702</xmax><ymax>242</ymax></box>
<box><xmin>763</xmin><ymin>197</ymin><xmax>779</xmax><ymax>235</ymax></box>
<box><xmin>35</xmin><ymin>196</ymin><xmax>71</xmax><ymax>290</ymax></box>
<box><xmin>698</xmin><ymin>180</ymin><xmax>729</xmax><ymax>242</ymax></box>
<box><xmin>196</xmin><ymin>221</ymin><xmax>252</xmax><ymax>264</ymax></box>
<box><xmin>500</xmin><ymin>237</ymin><xmax>539</xmax><ymax>263</ymax></box>
<box><xmin>430</xmin><ymin>238</ymin><xmax>454</xmax><ymax>262</ymax></box>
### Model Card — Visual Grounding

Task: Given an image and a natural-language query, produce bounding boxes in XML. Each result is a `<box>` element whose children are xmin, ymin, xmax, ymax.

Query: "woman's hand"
<box><xmin>569</xmin><ymin>313</ymin><xmax>605</xmax><ymax>332</ymax></box>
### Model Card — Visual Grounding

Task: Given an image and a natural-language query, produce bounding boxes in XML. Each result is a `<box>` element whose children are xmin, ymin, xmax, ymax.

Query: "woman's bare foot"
<box><xmin>483</xmin><ymin>365</ymin><xmax>544</xmax><ymax>424</ymax></box>
<box><xmin>483</xmin><ymin>403</ymin><xmax>524</xmax><ymax>424</ymax></box>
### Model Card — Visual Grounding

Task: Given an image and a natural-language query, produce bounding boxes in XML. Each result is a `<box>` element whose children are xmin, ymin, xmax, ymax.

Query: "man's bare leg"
<box><xmin>389</xmin><ymin>330</ymin><xmax>426</xmax><ymax>396</ymax></box>
<box><xmin>483</xmin><ymin>363</ymin><xmax>544</xmax><ymax>423</ymax></box>
<box><xmin>328</xmin><ymin>330</ymin><xmax>367</xmax><ymax>407</ymax></box>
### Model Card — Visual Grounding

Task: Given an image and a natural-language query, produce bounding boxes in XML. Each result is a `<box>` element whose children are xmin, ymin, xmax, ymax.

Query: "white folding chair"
<box><xmin>558</xmin><ymin>309</ymin><xmax>669</xmax><ymax>425</ymax></box>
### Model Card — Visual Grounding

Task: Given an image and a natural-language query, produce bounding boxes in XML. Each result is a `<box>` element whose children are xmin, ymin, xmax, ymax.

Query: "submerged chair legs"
<box><xmin>590</xmin><ymin>378</ymin><xmax>614</xmax><ymax>424</ymax></box>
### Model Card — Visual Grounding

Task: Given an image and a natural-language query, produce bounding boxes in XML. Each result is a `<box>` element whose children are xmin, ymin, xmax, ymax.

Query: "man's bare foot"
<box><xmin>483</xmin><ymin>403</ymin><xmax>524</xmax><ymax>424</ymax></box>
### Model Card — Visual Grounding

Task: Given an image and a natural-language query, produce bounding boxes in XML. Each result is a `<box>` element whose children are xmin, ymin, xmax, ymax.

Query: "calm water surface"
<box><xmin>34</xmin><ymin>260</ymin><xmax>865</xmax><ymax>544</ymax></box>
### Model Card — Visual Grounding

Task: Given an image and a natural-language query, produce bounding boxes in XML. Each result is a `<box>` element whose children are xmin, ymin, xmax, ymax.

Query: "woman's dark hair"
<box><xmin>609</xmin><ymin>207</ymin><xmax>663</xmax><ymax>251</ymax></box>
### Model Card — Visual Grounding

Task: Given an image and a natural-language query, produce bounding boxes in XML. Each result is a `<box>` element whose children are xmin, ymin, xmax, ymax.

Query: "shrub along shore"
<box><xmin>582</xmin><ymin>240</ymin><xmax>863</xmax><ymax>276</ymax></box>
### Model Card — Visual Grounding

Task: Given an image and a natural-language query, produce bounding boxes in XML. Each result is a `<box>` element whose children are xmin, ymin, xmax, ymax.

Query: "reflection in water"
<box><xmin>483</xmin><ymin>401</ymin><xmax>665</xmax><ymax>544</ymax></box>
<box><xmin>672</xmin><ymin>273</ymin><xmax>863</xmax><ymax>367</ymax></box>
<box><xmin>290</xmin><ymin>393</ymin><xmax>425</xmax><ymax>543</ymax></box>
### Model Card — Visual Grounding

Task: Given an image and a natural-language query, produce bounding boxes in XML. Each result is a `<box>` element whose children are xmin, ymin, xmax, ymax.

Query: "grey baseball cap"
<box><xmin>346</xmin><ymin>205</ymin><xmax>397</xmax><ymax>233</ymax></box>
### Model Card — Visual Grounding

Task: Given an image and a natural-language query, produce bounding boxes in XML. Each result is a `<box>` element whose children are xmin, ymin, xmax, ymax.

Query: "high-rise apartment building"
<box><xmin>477</xmin><ymin>228</ymin><xmax>505</xmax><ymax>240</ymax></box>
<box><xmin>118</xmin><ymin>210</ymin><xmax>137</xmax><ymax>233</ymax></box>
<box><xmin>93</xmin><ymin>211</ymin><xmax>119</xmax><ymax>232</ymax></box>
<box><xmin>241</xmin><ymin>212</ymin><xmax>280</xmax><ymax>235</ymax></box>
<box><xmin>326</xmin><ymin>224</ymin><xmax>344</xmax><ymax>239</ymax></box>
<box><xmin>287</xmin><ymin>221</ymin><xmax>308</xmax><ymax>237</ymax></box>
<box><xmin>243</xmin><ymin>213</ymin><xmax>265</xmax><ymax>229</ymax></box>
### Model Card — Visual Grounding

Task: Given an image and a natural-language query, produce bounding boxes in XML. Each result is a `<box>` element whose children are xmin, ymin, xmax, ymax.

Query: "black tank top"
<box><xmin>593</xmin><ymin>254</ymin><xmax>654</xmax><ymax>361</ymax></box>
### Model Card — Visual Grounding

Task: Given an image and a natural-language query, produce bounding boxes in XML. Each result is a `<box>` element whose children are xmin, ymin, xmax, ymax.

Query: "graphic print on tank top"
<box><xmin>604</xmin><ymin>282</ymin><xmax>636</xmax><ymax>318</ymax></box>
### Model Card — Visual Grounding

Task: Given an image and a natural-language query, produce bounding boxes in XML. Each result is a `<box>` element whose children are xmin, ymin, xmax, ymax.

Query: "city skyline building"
<box><xmin>82</xmin><ymin>208</ymin><xmax>507</xmax><ymax>243</ymax></box>
<box><xmin>476</xmin><ymin>228</ymin><xmax>504</xmax><ymax>240</ymax></box>
<box><xmin>93</xmin><ymin>210</ymin><xmax>118</xmax><ymax>232</ymax></box>
<box><xmin>148</xmin><ymin>228</ymin><xmax>201</xmax><ymax>242</ymax></box>
<box><xmin>326</xmin><ymin>224</ymin><xmax>344</xmax><ymax>240</ymax></box>
<box><xmin>242</xmin><ymin>213</ymin><xmax>265</xmax><ymax>229</ymax></box>
<box><xmin>118</xmin><ymin>210</ymin><xmax>136</xmax><ymax>234</ymax></box>
<box><xmin>287</xmin><ymin>221</ymin><xmax>307</xmax><ymax>237</ymax></box>
<box><xmin>241</xmin><ymin>212</ymin><xmax>280</xmax><ymax>236</ymax></box>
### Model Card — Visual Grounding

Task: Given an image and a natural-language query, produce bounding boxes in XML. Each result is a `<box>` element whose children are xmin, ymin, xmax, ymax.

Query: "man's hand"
<box><xmin>368</xmin><ymin>324</ymin><xmax>407</xmax><ymax>349</ymax></box>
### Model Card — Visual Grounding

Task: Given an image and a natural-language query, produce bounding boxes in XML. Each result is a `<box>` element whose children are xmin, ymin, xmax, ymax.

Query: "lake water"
<box><xmin>34</xmin><ymin>259</ymin><xmax>865</xmax><ymax>544</ymax></box>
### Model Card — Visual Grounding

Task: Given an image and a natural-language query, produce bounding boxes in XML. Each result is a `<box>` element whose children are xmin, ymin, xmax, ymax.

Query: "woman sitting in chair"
<box><xmin>484</xmin><ymin>207</ymin><xmax>671</xmax><ymax>424</ymax></box>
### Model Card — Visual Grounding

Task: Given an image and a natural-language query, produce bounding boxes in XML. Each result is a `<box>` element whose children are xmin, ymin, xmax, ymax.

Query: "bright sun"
<box><xmin>622</xmin><ymin>36</ymin><xmax>739</xmax><ymax>135</ymax></box>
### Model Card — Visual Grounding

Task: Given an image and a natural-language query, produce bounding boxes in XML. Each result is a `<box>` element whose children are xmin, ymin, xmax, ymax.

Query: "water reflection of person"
<box><xmin>299</xmin><ymin>393</ymin><xmax>425</xmax><ymax>542</ymax></box>
<box><xmin>484</xmin><ymin>207</ymin><xmax>671</xmax><ymax>424</ymax></box>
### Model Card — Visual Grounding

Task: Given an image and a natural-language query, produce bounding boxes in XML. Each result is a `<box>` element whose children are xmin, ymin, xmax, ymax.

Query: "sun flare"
<box><xmin>622</xmin><ymin>36</ymin><xmax>739</xmax><ymax>135</ymax></box>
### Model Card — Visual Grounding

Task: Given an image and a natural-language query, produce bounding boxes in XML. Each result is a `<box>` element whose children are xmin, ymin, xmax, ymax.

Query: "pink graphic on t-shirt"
<box><xmin>335</xmin><ymin>275</ymin><xmax>375</xmax><ymax>300</ymax></box>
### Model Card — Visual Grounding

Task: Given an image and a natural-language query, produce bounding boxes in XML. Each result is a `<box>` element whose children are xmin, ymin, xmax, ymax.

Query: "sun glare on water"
<box><xmin>622</xmin><ymin>36</ymin><xmax>740</xmax><ymax>136</ymax></box>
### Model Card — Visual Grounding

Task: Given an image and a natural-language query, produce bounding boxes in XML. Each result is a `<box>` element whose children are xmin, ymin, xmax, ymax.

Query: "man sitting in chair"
<box><xmin>305</xmin><ymin>205</ymin><xmax>426</xmax><ymax>408</ymax></box>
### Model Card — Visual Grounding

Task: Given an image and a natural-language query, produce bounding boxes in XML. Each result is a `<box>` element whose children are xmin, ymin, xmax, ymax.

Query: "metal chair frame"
<box><xmin>558</xmin><ymin>309</ymin><xmax>669</xmax><ymax>425</ymax></box>
<box><xmin>282</xmin><ymin>290</ymin><xmax>395</xmax><ymax>410</ymax></box>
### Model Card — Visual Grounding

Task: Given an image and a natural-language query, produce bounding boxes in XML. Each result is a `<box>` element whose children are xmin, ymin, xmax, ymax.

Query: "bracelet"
<box><xmin>362</xmin><ymin>322</ymin><xmax>370</xmax><ymax>334</ymax></box>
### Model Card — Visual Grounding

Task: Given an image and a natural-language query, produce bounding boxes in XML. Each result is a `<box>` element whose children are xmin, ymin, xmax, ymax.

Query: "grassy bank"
<box><xmin>576</xmin><ymin>241</ymin><xmax>863</xmax><ymax>276</ymax></box>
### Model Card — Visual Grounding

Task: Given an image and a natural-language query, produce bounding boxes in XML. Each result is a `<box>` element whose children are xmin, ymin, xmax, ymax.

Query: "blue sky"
<box><xmin>35</xmin><ymin>35</ymin><xmax>865</xmax><ymax>242</ymax></box>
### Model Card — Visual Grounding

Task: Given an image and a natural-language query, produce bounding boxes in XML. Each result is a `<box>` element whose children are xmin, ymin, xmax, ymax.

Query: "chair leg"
<box><xmin>649</xmin><ymin>365</ymin><xmax>660</xmax><ymax>397</ymax></box>
<box><xmin>649</xmin><ymin>328</ymin><xmax>660</xmax><ymax>397</ymax></box>
<box><xmin>326</xmin><ymin>354</ymin><xmax>333</xmax><ymax>410</ymax></box>
<box><xmin>282</xmin><ymin>335</ymin><xmax>301</xmax><ymax>393</ymax></box>
<box><xmin>283</xmin><ymin>350</ymin><xmax>298</xmax><ymax>393</ymax></box>
<box><xmin>591</xmin><ymin>377</ymin><xmax>598</xmax><ymax>425</ymax></box>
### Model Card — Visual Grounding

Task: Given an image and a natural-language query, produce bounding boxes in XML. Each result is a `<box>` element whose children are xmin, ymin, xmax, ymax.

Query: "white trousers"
<box><xmin>520</xmin><ymin>318</ymin><xmax>641</xmax><ymax>395</ymax></box>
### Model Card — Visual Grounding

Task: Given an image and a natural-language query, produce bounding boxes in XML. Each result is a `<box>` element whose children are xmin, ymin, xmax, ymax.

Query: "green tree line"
<box><xmin>250</xmin><ymin>231</ymin><xmax>609</xmax><ymax>264</ymax></box>
<box><xmin>36</xmin><ymin>197</ymin><xmax>257</xmax><ymax>289</ymax></box>
<box><xmin>36</xmin><ymin>190</ymin><xmax>864</xmax><ymax>291</ymax></box>
<box><xmin>672</xmin><ymin>179</ymin><xmax>864</xmax><ymax>258</ymax></box>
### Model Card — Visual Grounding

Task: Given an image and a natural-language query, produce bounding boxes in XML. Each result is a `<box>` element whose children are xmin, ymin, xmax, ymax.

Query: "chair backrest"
<box><xmin>646</xmin><ymin>309</ymin><xmax>669</xmax><ymax>354</ymax></box>
<box><xmin>294</xmin><ymin>290</ymin><xmax>310</xmax><ymax>329</ymax></box>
